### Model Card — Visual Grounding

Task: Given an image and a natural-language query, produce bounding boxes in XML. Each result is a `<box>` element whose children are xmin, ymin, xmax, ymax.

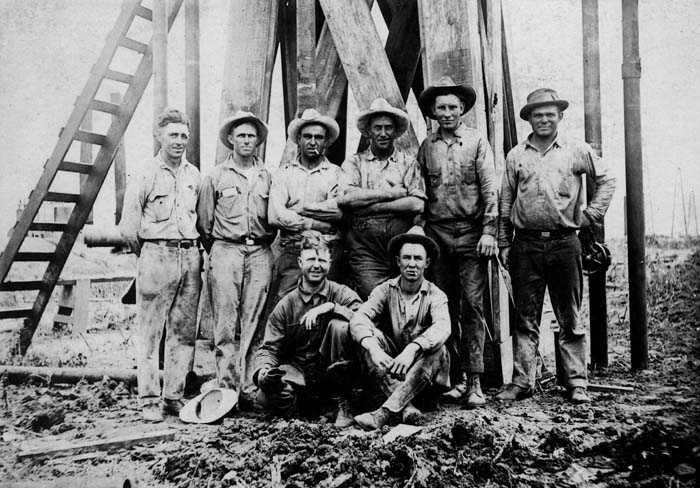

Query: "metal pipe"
<box><xmin>622</xmin><ymin>0</ymin><xmax>648</xmax><ymax>370</ymax></box>
<box><xmin>185</xmin><ymin>0</ymin><xmax>200</xmax><ymax>169</ymax></box>
<box><xmin>153</xmin><ymin>0</ymin><xmax>168</xmax><ymax>154</ymax></box>
<box><xmin>0</xmin><ymin>365</ymin><xmax>141</xmax><ymax>385</ymax></box>
<box><xmin>83</xmin><ymin>225</ymin><xmax>126</xmax><ymax>247</ymax></box>
<box><xmin>582</xmin><ymin>0</ymin><xmax>608</xmax><ymax>369</ymax></box>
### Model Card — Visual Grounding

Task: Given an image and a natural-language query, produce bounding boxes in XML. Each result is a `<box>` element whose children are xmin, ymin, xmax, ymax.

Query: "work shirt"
<box><xmin>255</xmin><ymin>279</ymin><xmax>362</xmax><ymax>374</ymax></box>
<box><xmin>349</xmin><ymin>277</ymin><xmax>451</xmax><ymax>355</ymax></box>
<box><xmin>498</xmin><ymin>133</ymin><xmax>616</xmax><ymax>247</ymax></box>
<box><xmin>120</xmin><ymin>153</ymin><xmax>200</xmax><ymax>242</ymax></box>
<box><xmin>341</xmin><ymin>148</ymin><xmax>427</xmax><ymax>215</ymax></box>
<box><xmin>196</xmin><ymin>154</ymin><xmax>274</xmax><ymax>243</ymax></box>
<box><xmin>417</xmin><ymin>123</ymin><xmax>498</xmax><ymax>235</ymax></box>
<box><xmin>268</xmin><ymin>156</ymin><xmax>343</xmax><ymax>243</ymax></box>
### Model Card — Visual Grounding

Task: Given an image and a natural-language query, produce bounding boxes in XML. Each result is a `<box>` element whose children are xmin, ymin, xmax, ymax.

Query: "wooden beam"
<box><xmin>501</xmin><ymin>2</ymin><xmax>518</xmax><ymax>152</ymax></box>
<box><xmin>110</xmin><ymin>93</ymin><xmax>126</xmax><ymax>224</ymax></box>
<box><xmin>279</xmin><ymin>0</ymin><xmax>297</xmax><ymax>129</ymax></box>
<box><xmin>378</xmin><ymin>0</ymin><xmax>421</xmax><ymax>101</ymax></box>
<box><xmin>296</xmin><ymin>0</ymin><xmax>317</xmax><ymax>112</ymax></box>
<box><xmin>152</xmin><ymin>0</ymin><xmax>168</xmax><ymax>154</ymax></box>
<box><xmin>185</xmin><ymin>0</ymin><xmax>201</xmax><ymax>169</ymax></box>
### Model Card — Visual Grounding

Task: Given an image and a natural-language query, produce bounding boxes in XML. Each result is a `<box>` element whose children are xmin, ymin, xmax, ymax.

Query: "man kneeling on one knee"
<box><xmin>253</xmin><ymin>231</ymin><xmax>362</xmax><ymax>425</ymax></box>
<box><xmin>350</xmin><ymin>226</ymin><xmax>451</xmax><ymax>430</ymax></box>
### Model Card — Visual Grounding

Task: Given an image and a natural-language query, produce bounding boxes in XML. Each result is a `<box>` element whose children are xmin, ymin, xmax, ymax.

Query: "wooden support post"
<box><xmin>296</xmin><ymin>0</ymin><xmax>317</xmax><ymax>112</ymax></box>
<box><xmin>279</xmin><ymin>0</ymin><xmax>298</xmax><ymax>129</ymax></box>
<box><xmin>216</xmin><ymin>0</ymin><xmax>278</xmax><ymax>163</ymax></box>
<box><xmin>379</xmin><ymin>0</ymin><xmax>422</xmax><ymax>102</ymax></box>
<box><xmin>80</xmin><ymin>112</ymin><xmax>94</xmax><ymax>225</ymax></box>
<box><xmin>185</xmin><ymin>0</ymin><xmax>200</xmax><ymax>169</ymax></box>
<box><xmin>319</xmin><ymin>0</ymin><xmax>417</xmax><ymax>153</ymax></box>
<box><xmin>110</xmin><ymin>93</ymin><xmax>126</xmax><ymax>224</ymax></box>
<box><xmin>53</xmin><ymin>279</ymin><xmax>90</xmax><ymax>335</ymax></box>
<box><xmin>152</xmin><ymin>0</ymin><xmax>168</xmax><ymax>154</ymax></box>
<box><xmin>501</xmin><ymin>3</ymin><xmax>518</xmax><ymax>152</ymax></box>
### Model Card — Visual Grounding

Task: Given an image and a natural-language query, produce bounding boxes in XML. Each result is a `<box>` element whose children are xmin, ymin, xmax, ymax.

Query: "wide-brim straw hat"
<box><xmin>418</xmin><ymin>76</ymin><xmax>477</xmax><ymax>120</ymax></box>
<box><xmin>356</xmin><ymin>98</ymin><xmax>410</xmax><ymax>137</ymax></box>
<box><xmin>519</xmin><ymin>88</ymin><xmax>569</xmax><ymax>120</ymax></box>
<box><xmin>387</xmin><ymin>225</ymin><xmax>440</xmax><ymax>262</ymax></box>
<box><xmin>219</xmin><ymin>111</ymin><xmax>268</xmax><ymax>149</ymax></box>
<box><xmin>179</xmin><ymin>388</ymin><xmax>239</xmax><ymax>424</ymax></box>
<box><xmin>287</xmin><ymin>108</ymin><xmax>340</xmax><ymax>145</ymax></box>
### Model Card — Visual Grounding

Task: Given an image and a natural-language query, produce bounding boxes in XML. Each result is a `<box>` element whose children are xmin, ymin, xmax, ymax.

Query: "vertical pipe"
<box><xmin>111</xmin><ymin>92</ymin><xmax>126</xmax><ymax>224</ymax></box>
<box><xmin>153</xmin><ymin>0</ymin><xmax>168</xmax><ymax>154</ymax></box>
<box><xmin>185</xmin><ymin>0</ymin><xmax>200</xmax><ymax>169</ymax></box>
<box><xmin>622</xmin><ymin>0</ymin><xmax>648</xmax><ymax>370</ymax></box>
<box><xmin>582</xmin><ymin>0</ymin><xmax>608</xmax><ymax>369</ymax></box>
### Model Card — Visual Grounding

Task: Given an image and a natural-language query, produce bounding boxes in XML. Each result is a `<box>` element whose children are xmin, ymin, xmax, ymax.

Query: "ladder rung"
<box><xmin>0</xmin><ymin>309</ymin><xmax>32</xmax><ymax>320</ymax></box>
<box><xmin>104</xmin><ymin>69</ymin><xmax>134</xmax><ymax>84</ymax></box>
<box><xmin>15</xmin><ymin>252</ymin><xmax>54</xmax><ymax>262</ymax></box>
<box><xmin>75</xmin><ymin>130</ymin><xmax>107</xmax><ymax>146</ymax></box>
<box><xmin>134</xmin><ymin>5</ymin><xmax>153</xmax><ymax>21</ymax></box>
<box><xmin>0</xmin><ymin>281</ymin><xmax>43</xmax><ymax>291</ymax></box>
<box><xmin>29</xmin><ymin>223</ymin><xmax>68</xmax><ymax>232</ymax></box>
<box><xmin>53</xmin><ymin>314</ymin><xmax>73</xmax><ymax>324</ymax></box>
<box><xmin>45</xmin><ymin>192</ymin><xmax>81</xmax><ymax>203</ymax></box>
<box><xmin>59</xmin><ymin>161</ymin><xmax>92</xmax><ymax>174</ymax></box>
<box><xmin>119</xmin><ymin>37</ymin><xmax>149</xmax><ymax>54</ymax></box>
<box><xmin>89</xmin><ymin>100</ymin><xmax>121</xmax><ymax>115</ymax></box>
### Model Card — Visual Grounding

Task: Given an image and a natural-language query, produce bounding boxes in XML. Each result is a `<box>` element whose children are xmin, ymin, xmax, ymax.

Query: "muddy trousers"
<box><xmin>361</xmin><ymin>329</ymin><xmax>450</xmax><ymax>413</ymax></box>
<box><xmin>510</xmin><ymin>232</ymin><xmax>587</xmax><ymax>390</ymax></box>
<box><xmin>137</xmin><ymin>242</ymin><xmax>201</xmax><ymax>404</ymax></box>
<box><xmin>209</xmin><ymin>240</ymin><xmax>273</xmax><ymax>401</ymax></box>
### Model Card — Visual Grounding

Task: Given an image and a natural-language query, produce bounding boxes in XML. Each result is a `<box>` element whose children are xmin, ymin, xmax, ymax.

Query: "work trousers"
<box><xmin>137</xmin><ymin>242</ymin><xmax>201</xmax><ymax>404</ymax></box>
<box><xmin>361</xmin><ymin>329</ymin><xmax>450</xmax><ymax>413</ymax></box>
<box><xmin>426</xmin><ymin>222</ymin><xmax>488</xmax><ymax>376</ymax></box>
<box><xmin>256</xmin><ymin>318</ymin><xmax>354</xmax><ymax>417</ymax></box>
<box><xmin>345</xmin><ymin>215</ymin><xmax>413</xmax><ymax>299</ymax></box>
<box><xmin>510</xmin><ymin>232</ymin><xmax>587</xmax><ymax>389</ymax></box>
<box><xmin>274</xmin><ymin>239</ymin><xmax>343</xmax><ymax>300</ymax></box>
<box><xmin>209</xmin><ymin>240</ymin><xmax>273</xmax><ymax>401</ymax></box>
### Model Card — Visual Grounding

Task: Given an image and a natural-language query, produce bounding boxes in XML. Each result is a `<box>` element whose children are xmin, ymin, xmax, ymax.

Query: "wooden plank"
<box><xmin>135</xmin><ymin>4</ymin><xmax>153</xmax><ymax>21</ymax></box>
<box><xmin>0</xmin><ymin>281</ymin><xmax>43</xmax><ymax>292</ymax></box>
<box><xmin>79</xmin><ymin>108</ymin><xmax>94</xmax><ymax>224</ymax></box>
<box><xmin>119</xmin><ymin>36</ymin><xmax>149</xmax><ymax>54</ymax></box>
<box><xmin>14</xmin><ymin>252</ymin><xmax>54</xmax><ymax>262</ymax></box>
<box><xmin>28</xmin><ymin>223</ymin><xmax>67</xmax><ymax>232</ymax></box>
<box><xmin>17</xmin><ymin>428</ymin><xmax>177</xmax><ymax>461</ymax></box>
<box><xmin>89</xmin><ymin>100</ymin><xmax>120</xmax><ymax>115</ymax></box>
<box><xmin>501</xmin><ymin>2</ymin><xmax>518</xmax><ymax>151</ymax></box>
<box><xmin>74</xmin><ymin>130</ymin><xmax>106</xmax><ymax>146</ymax></box>
<box><xmin>319</xmin><ymin>0</ymin><xmax>418</xmax><ymax>153</ymax></box>
<box><xmin>111</xmin><ymin>93</ymin><xmax>126</xmax><ymax>224</ymax></box>
<box><xmin>379</xmin><ymin>0</ymin><xmax>422</xmax><ymax>101</ymax></box>
<box><xmin>185</xmin><ymin>0</ymin><xmax>201</xmax><ymax>168</ymax></box>
<box><xmin>153</xmin><ymin>0</ymin><xmax>168</xmax><ymax>155</ymax></box>
<box><xmin>58</xmin><ymin>161</ymin><xmax>92</xmax><ymax>174</ymax></box>
<box><xmin>103</xmin><ymin>69</ymin><xmax>134</xmax><ymax>84</ymax></box>
<box><xmin>45</xmin><ymin>192</ymin><xmax>81</xmax><ymax>203</ymax></box>
<box><xmin>71</xmin><ymin>279</ymin><xmax>90</xmax><ymax>335</ymax></box>
<box><xmin>0</xmin><ymin>309</ymin><xmax>32</xmax><ymax>320</ymax></box>
<box><xmin>296</xmin><ymin>0</ymin><xmax>317</xmax><ymax>111</ymax></box>
<box><xmin>0</xmin><ymin>476</ymin><xmax>130</xmax><ymax>488</ymax></box>
<box><xmin>588</xmin><ymin>383</ymin><xmax>635</xmax><ymax>394</ymax></box>
<box><xmin>279</xmin><ymin>0</ymin><xmax>297</xmax><ymax>128</ymax></box>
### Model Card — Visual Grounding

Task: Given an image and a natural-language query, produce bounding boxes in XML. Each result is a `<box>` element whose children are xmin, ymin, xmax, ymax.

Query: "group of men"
<box><xmin>120</xmin><ymin>78</ymin><xmax>616</xmax><ymax>428</ymax></box>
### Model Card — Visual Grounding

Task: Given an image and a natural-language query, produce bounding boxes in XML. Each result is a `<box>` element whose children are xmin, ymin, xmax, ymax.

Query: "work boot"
<box><xmin>465</xmin><ymin>374</ymin><xmax>486</xmax><ymax>408</ymax></box>
<box><xmin>160</xmin><ymin>398</ymin><xmax>185</xmax><ymax>417</ymax></box>
<box><xmin>402</xmin><ymin>404</ymin><xmax>426</xmax><ymax>426</ymax></box>
<box><xmin>142</xmin><ymin>403</ymin><xmax>164</xmax><ymax>422</ymax></box>
<box><xmin>568</xmin><ymin>386</ymin><xmax>591</xmax><ymax>404</ymax></box>
<box><xmin>334</xmin><ymin>400</ymin><xmax>354</xmax><ymax>428</ymax></box>
<box><xmin>441</xmin><ymin>373</ymin><xmax>468</xmax><ymax>402</ymax></box>
<box><xmin>354</xmin><ymin>407</ymin><xmax>398</xmax><ymax>431</ymax></box>
<box><xmin>495</xmin><ymin>384</ymin><xmax>533</xmax><ymax>401</ymax></box>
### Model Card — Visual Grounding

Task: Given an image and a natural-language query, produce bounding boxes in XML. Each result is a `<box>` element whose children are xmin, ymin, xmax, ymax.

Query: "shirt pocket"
<box><xmin>148</xmin><ymin>188</ymin><xmax>174</xmax><ymax>222</ymax></box>
<box><xmin>556</xmin><ymin>166</ymin><xmax>574</xmax><ymax>198</ymax></box>
<box><xmin>427</xmin><ymin>169</ymin><xmax>442</xmax><ymax>201</ymax></box>
<box><xmin>460</xmin><ymin>160</ymin><xmax>477</xmax><ymax>185</ymax></box>
<box><xmin>217</xmin><ymin>186</ymin><xmax>244</xmax><ymax>219</ymax></box>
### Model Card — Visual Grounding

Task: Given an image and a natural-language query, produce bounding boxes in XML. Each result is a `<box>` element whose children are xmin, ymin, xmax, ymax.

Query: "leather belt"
<box><xmin>147</xmin><ymin>239</ymin><xmax>197</xmax><ymax>249</ymax></box>
<box><xmin>516</xmin><ymin>228</ymin><xmax>574</xmax><ymax>239</ymax></box>
<box><xmin>218</xmin><ymin>236</ymin><xmax>271</xmax><ymax>246</ymax></box>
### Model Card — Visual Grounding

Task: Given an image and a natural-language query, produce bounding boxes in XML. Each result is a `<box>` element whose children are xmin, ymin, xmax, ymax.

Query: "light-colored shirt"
<box><xmin>498</xmin><ymin>133</ymin><xmax>616</xmax><ymax>247</ymax></box>
<box><xmin>417</xmin><ymin>123</ymin><xmax>498</xmax><ymax>235</ymax></box>
<box><xmin>119</xmin><ymin>154</ymin><xmax>200</xmax><ymax>242</ymax></box>
<box><xmin>349</xmin><ymin>276</ymin><xmax>451</xmax><ymax>354</ymax></box>
<box><xmin>196</xmin><ymin>155</ymin><xmax>274</xmax><ymax>242</ymax></box>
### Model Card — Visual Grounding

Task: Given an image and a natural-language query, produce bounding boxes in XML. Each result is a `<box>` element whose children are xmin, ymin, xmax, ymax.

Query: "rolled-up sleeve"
<box><xmin>268</xmin><ymin>169</ymin><xmax>311</xmax><ymax>231</ymax></box>
<box><xmin>349</xmin><ymin>283</ymin><xmax>389</xmax><ymax>346</ymax></box>
<box><xmin>576</xmin><ymin>144</ymin><xmax>616</xmax><ymax>222</ymax></box>
<box><xmin>411</xmin><ymin>289</ymin><xmax>451</xmax><ymax>354</ymax></box>
<box><xmin>403</xmin><ymin>158</ymin><xmax>427</xmax><ymax>200</ymax></box>
<box><xmin>196</xmin><ymin>172</ymin><xmax>216</xmax><ymax>239</ymax></box>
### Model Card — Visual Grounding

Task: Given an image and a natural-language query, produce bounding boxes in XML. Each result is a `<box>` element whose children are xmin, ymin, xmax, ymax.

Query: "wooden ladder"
<box><xmin>0</xmin><ymin>0</ymin><xmax>183</xmax><ymax>355</ymax></box>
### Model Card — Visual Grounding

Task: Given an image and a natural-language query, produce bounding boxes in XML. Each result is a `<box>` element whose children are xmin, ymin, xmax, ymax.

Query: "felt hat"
<box><xmin>418</xmin><ymin>76</ymin><xmax>477</xmax><ymax>119</ymax></box>
<box><xmin>179</xmin><ymin>388</ymin><xmax>239</xmax><ymax>424</ymax></box>
<box><xmin>219</xmin><ymin>111</ymin><xmax>268</xmax><ymax>149</ymax></box>
<box><xmin>287</xmin><ymin>108</ymin><xmax>340</xmax><ymax>145</ymax></box>
<box><xmin>519</xmin><ymin>88</ymin><xmax>569</xmax><ymax>120</ymax></box>
<box><xmin>356</xmin><ymin>98</ymin><xmax>410</xmax><ymax>137</ymax></box>
<box><xmin>388</xmin><ymin>225</ymin><xmax>440</xmax><ymax>262</ymax></box>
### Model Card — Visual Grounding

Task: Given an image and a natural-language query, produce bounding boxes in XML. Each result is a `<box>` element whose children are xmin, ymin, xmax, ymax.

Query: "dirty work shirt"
<box><xmin>498</xmin><ymin>133</ymin><xmax>616</xmax><ymax>245</ymax></box>
<box><xmin>417</xmin><ymin>123</ymin><xmax>497</xmax><ymax>235</ymax></box>
<box><xmin>119</xmin><ymin>154</ymin><xmax>202</xmax><ymax>404</ymax></box>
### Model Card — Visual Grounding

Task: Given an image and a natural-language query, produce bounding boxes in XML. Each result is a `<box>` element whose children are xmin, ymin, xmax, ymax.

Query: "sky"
<box><xmin>0</xmin><ymin>0</ymin><xmax>698</xmax><ymax>243</ymax></box>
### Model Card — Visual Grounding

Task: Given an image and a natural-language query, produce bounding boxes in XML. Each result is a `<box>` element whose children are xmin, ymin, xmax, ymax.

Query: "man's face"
<box><xmin>432</xmin><ymin>94</ymin><xmax>464</xmax><ymax>131</ymax></box>
<box><xmin>528</xmin><ymin>105</ymin><xmax>563</xmax><ymax>138</ymax></box>
<box><xmin>396</xmin><ymin>243</ymin><xmax>430</xmax><ymax>284</ymax></box>
<box><xmin>297</xmin><ymin>124</ymin><xmax>328</xmax><ymax>161</ymax></box>
<box><xmin>228</xmin><ymin>122</ymin><xmax>258</xmax><ymax>158</ymax></box>
<box><xmin>298</xmin><ymin>248</ymin><xmax>331</xmax><ymax>285</ymax></box>
<box><xmin>156</xmin><ymin>122</ymin><xmax>189</xmax><ymax>161</ymax></box>
<box><xmin>368</xmin><ymin>115</ymin><xmax>396</xmax><ymax>153</ymax></box>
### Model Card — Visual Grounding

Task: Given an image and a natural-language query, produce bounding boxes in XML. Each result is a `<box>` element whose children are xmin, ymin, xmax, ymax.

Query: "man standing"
<box><xmin>120</xmin><ymin>109</ymin><xmax>201</xmax><ymax>421</ymax></box>
<box><xmin>350</xmin><ymin>226</ymin><xmax>451</xmax><ymax>430</ymax></box>
<box><xmin>253</xmin><ymin>231</ymin><xmax>362</xmax><ymax>426</ymax></box>
<box><xmin>269</xmin><ymin>109</ymin><xmax>344</xmax><ymax>300</ymax></box>
<box><xmin>339</xmin><ymin>98</ymin><xmax>426</xmax><ymax>299</ymax></box>
<box><xmin>497</xmin><ymin>89</ymin><xmax>616</xmax><ymax>404</ymax></box>
<box><xmin>197</xmin><ymin>111</ymin><xmax>275</xmax><ymax>409</ymax></box>
<box><xmin>416</xmin><ymin>77</ymin><xmax>498</xmax><ymax>407</ymax></box>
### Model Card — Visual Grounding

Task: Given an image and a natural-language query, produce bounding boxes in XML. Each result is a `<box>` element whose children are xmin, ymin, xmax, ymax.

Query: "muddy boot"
<box><xmin>354</xmin><ymin>407</ymin><xmax>398</xmax><ymax>431</ymax></box>
<box><xmin>335</xmin><ymin>399</ymin><xmax>354</xmax><ymax>428</ymax></box>
<box><xmin>568</xmin><ymin>386</ymin><xmax>591</xmax><ymax>404</ymax></box>
<box><xmin>142</xmin><ymin>403</ymin><xmax>164</xmax><ymax>422</ymax></box>
<box><xmin>495</xmin><ymin>384</ymin><xmax>532</xmax><ymax>401</ymax></box>
<box><xmin>465</xmin><ymin>374</ymin><xmax>486</xmax><ymax>408</ymax></box>
<box><xmin>402</xmin><ymin>403</ymin><xmax>426</xmax><ymax>425</ymax></box>
<box><xmin>442</xmin><ymin>373</ymin><xmax>468</xmax><ymax>402</ymax></box>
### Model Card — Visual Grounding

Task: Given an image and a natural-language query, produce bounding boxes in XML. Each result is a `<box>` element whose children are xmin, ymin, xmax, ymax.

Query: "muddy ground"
<box><xmin>1</xmin><ymin>238</ymin><xmax>698</xmax><ymax>487</ymax></box>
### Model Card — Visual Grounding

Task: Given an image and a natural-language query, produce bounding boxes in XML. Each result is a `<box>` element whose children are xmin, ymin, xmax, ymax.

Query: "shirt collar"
<box><xmin>524</xmin><ymin>132</ymin><xmax>564</xmax><ymax>152</ymax></box>
<box><xmin>364</xmin><ymin>147</ymin><xmax>398</xmax><ymax>163</ymax></box>
<box><xmin>156</xmin><ymin>153</ymin><xmax>191</xmax><ymax>174</ymax></box>
<box><xmin>222</xmin><ymin>154</ymin><xmax>263</xmax><ymax>176</ymax></box>
<box><xmin>431</xmin><ymin>122</ymin><xmax>467</xmax><ymax>143</ymax></box>
<box><xmin>388</xmin><ymin>276</ymin><xmax>430</xmax><ymax>295</ymax></box>
<box><xmin>292</xmin><ymin>154</ymin><xmax>331</xmax><ymax>173</ymax></box>
<box><xmin>298</xmin><ymin>278</ymin><xmax>330</xmax><ymax>303</ymax></box>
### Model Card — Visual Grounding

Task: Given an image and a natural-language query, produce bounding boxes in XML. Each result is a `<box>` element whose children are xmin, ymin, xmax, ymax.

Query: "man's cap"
<box><xmin>418</xmin><ymin>76</ymin><xmax>477</xmax><ymax>119</ymax></box>
<box><xmin>519</xmin><ymin>88</ymin><xmax>569</xmax><ymax>120</ymax></box>
<box><xmin>388</xmin><ymin>225</ymin><xmax>440</xmax><ymax>262</ymax></box>
<box><xmin>179</xmin><ymin>387</ymin><xmax>239</xmax><ymax>424</ymax></box>
<box><xmin>356</xmin><ymin>98</ymin><xmax>410</xmax><ymax>137</ymax></box>
<box><xmin>219</xmin><ymin>111</ymin><xmax>268</xmax><ymax>149</ymax></box>
<box><xmin>287</xmin><ymin>108</ymin><xmax>340</xmax><ymax>145</ymax></box>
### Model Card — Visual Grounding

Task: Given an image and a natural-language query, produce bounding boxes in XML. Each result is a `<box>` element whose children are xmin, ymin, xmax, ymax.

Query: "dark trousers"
<box><xmin>510</xmin><ymin>232</ymin><xmax>587</xmax><ymax>389</ymax></box>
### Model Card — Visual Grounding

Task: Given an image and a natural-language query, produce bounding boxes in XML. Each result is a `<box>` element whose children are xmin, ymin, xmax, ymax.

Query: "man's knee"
<box><xmin>256</xmin><ymin>381</ymin><xmax>298</xmax><ymax>417</ymax></box>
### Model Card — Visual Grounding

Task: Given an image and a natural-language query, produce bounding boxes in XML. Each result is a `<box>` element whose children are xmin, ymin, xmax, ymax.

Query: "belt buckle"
<box><xmin>245</xmin><ymin>237</ymin><xmax>255</xmax><ymax>246</ymax></box>
<box><xmin>541</xmin><ymin>231</ymin><xmax>551</xmax><ymax>238</ymax></box>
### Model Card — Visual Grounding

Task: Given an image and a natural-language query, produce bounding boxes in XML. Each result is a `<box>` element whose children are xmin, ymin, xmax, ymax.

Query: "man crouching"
<box><xmin>351</xmin><ymin>226</ymin><xmax>451</xmax><ymax>430</ymax></box>
<box><xmin>253</xmin><ymin>231</ymin><xmax>362</xmax><ymax>426</ymax></box>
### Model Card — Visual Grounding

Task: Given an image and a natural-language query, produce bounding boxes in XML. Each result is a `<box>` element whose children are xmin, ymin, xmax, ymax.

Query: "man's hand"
<box><xmin>300</xmin><ymin>302</ymin><xmax>334</xmax><ymax>330</ymax></box>
<box><xmin>498</xmin><ymin>246</ymin><xmax>511</xmax><ymax>270</ymax></box>
<box><xmin>257</xmin><ymin>367</ymin><xmax>285</xmax><ymax>392</ymax></box>
<box><xmin>388</xmin><ymin>343</ymin><xmax>421</xmax><ymax>380</ymax></box>
<box><xmin>387</xmin><ymin>185</ymin><xmax>407</xmax><ymax>200</ymax></box>
<box><xmin>476</xmin><ymin>234</ymin><xmax>498</xmax><ymax>257</ymax></box>
<box><xmin>364</xmin><ymin>341</ymin><xmax>393</xmax><ymax>372</ymax></box>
